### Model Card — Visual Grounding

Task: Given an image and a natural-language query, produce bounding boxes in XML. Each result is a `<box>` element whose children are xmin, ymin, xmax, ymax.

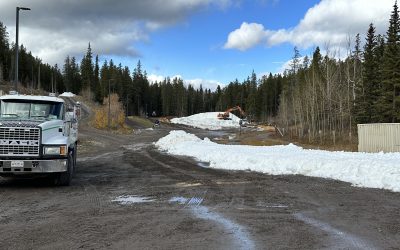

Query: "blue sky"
<box><xmin>0</xmin><ymin>0</ymin><xmax>396</xmax><ymax>90</ymax></box>
<box><xmin>121</xmin><ymin>0</ymin><xmax>321</xmax><ymax>86</ymax></box>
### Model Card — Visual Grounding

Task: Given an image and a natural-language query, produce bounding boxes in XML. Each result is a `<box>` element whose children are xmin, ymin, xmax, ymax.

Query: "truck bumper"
<box><xmin>0</xmin><ymin>159</ymin><xmax>67</xmax><ymax>173</ymax></box>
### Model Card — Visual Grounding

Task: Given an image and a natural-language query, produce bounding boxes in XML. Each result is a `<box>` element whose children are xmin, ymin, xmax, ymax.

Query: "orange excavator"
<box><xmin>217</xmin><ymin>106</ymin><xmax>246</xmax><ymax>120</ymax></box>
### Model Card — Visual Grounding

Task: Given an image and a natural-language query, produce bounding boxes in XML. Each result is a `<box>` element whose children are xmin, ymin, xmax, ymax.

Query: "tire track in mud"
<box><xmin>170</xmin><ymin>191</ymin><xmax>256</xmax><ymax>250</ymax></box>
<box><xmin>294</xmin><ymin>212</ymin><xmax>375</xmax><ymax>250</ymax></box>
<box><xmin>145</xmin><ymin>142</ymin><xmax>259</xmax><ymax>249</ymax></box>
<box><xmin>0</xmin><ymin>191</ymin><xmax>15</xmax><ymax>225</ymax></box>
<box><xmin>82</xmin><ymin>184</ymin><xmax>104</xmax><ymax>216</ymax></box>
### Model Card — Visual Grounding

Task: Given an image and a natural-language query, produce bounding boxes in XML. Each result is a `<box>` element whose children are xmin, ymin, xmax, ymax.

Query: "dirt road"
<box><xmin>0</xmin><ymin>109</ymin><xmax>399</xmax><ymax>249</ymax></box>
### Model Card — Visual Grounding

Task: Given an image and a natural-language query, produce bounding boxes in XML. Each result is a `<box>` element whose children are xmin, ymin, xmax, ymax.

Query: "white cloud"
<box><xmin>148</xmin><ymin>74</ymin><xmax>166</xmax><ymax>84</ymax></box>
<box><xmin>147</xmin><ymin>74</ymin><xmax>223</xmax><ymax>91</ymax></box>
<box><xmin>224</xmin><ymin>22</ymin><xmax>270</xmax><ymax>51</ymax></box>
<box><xmin>224</xmin><ymin>0</ymin><xmax>394</xmax><ymax>50</ymax></box>
<box><xmin>185</xmin><ymin>78</ymin><xmax>224</xmax><ymax>91</ymax></box>
<box><xmin>0</xmin><ymin>0</ymin><xmax>232</xmax><ymax>65</ymax></box>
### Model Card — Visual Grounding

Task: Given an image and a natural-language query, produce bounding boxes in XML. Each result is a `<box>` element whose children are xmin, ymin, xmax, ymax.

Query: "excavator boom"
<box><xmin>217</xmin><ymin>106</ymin><xmax>246</xmax><ymax>120</ymax></box>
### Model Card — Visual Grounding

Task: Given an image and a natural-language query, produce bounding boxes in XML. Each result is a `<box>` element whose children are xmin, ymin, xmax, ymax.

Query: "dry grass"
<box><xmin>291</xmin><ymin>136</ymin><xmax>358</xmax><ymax>152</ymax></box>
<box><xmin>127</xmin><ymin>116</ymin><xmax>154</xmax><ymax>128</ymax></box>
<box><xmin>230</xmin><ymin>128</ymin><xmax>358</xmax><ymax>152</ymax></box>
<box><xmin>92</xmin><ymin>94</ymin><xmax>125</xmax><ymax>130</ymax></box>
<box><xmin>0</xmin><ymin>82</ymin><xmax>47</xmax><ymax>96</ymax></box>
<box><xmin>240</xmin><ymin>137</ymin><xmax>287</xmax><ymax>147</ymax></box>
<box><xmin>257</xmin><ymin>125</ymin><xmax>277</xmax><ymax>133</ymax></box>
<box><xmin>159</xmin><ymin>117</ymin><xmax>172</xmax><ymax>123</ymax></box>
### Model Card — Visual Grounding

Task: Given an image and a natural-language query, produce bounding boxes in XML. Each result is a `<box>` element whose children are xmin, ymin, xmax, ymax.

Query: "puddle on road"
<box><xmin>175</xmin><ymin>182</ymin><xmax>203</xmax><ymax>188</ymax></box>
<box><xmin>169</xmin><ymin>196</ymin><xmax>204</xmax><ymax>207</ymax></box>
<box><xmin>295</xmin><ymin>213</ymin><xmax>373</xmax><ymax>249</ymax></box>
<box><xmin>197</xmin><ymin>162</ymin><xmax>210</xmax><ymax>168</ymax></box>
<box><xmin>169</xmin><ymin>197</ymin><xmax>189</xmax><ymax>205</ymax></box>
<box><xmin>78</xmin><ymin>151</ymin><xmax>122</xmax><ymax>162</ymax></box>
<box><xmin>206</xmin><ymin>130</ymin><xmax>230</xmax><ymax>138</ymax></box>
<box><xmin>122</xmin><ymin>143</ymin><xmax>150</xmax><ymax>152</ymax></box>
<box><xmin>256</xmin><ymin>201</ymin><xmax>288</xmax><ymax>208</ymax></box>
<box><xmin>170</xmin><ymin>196</ymin><xmax>255</xmax><ymax>250</ymax></box>
<box><xmin>215</xmin><ymin>181</ymin><xmax>251</xmax><ymax>185</ymax></box>
<box><xmin>193</xmin><ymin>206</ymin><xmax>255</xmax><ymax>250</ymax></box>
<box><xmin>265</xmin><ymin>204</ymin><xmax>288</xmax><ymax>208</ymax></box>
<box><xmin>134</xmin><ymin>128</ymin><xmax>155</xmax><ymax>135</ymax></box>
<box><xmin>112</xmin><ymin>195</ymin><xmax>154</xmax><ymax>205</ymax></box>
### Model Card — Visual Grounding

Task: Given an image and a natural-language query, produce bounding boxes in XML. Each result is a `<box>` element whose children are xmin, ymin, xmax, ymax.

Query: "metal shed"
<box><xmin>358</xmin><ymin>123</ymin><xmax>400</xmax><ymax>153</ymax></box>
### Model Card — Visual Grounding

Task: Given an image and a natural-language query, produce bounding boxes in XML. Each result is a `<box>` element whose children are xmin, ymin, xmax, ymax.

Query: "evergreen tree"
<box><xmin>80</xmin><ymin>43</ymin><xmax>94</xmax><ymax>98</ymax></box>
<box><xmin>291</xmin><ymin>46</ymin><xmax>301</xmax><ymax>74</ymax></box>
<box><xmin>0</xmin><ymin>22</ymin><xmax>9</xmax><ymax>81</ymax></box>
<box><xmin>373</xmin><ymin>34</ymin><xmax>386</xmax><ymax>122</ymax></box>
<box><xmin>70</xmin><ymin>57</ymin><xmax>81</xmax><ymax>94</ymax></box>
<box><xmin>187</xmin><ymin>84</ymin><xmax>195</xmax><ymax>115</ymax></box>
<box><xmin>196</xmin><ymin>85</ymin><xmax>205</xmax><ymax>113</ymax></box>
<box><xmin>62</xmin><ymin>56</ymin><xmax>71</xmax><ymax>91</ymax></box>
<box><xmin>245</xmin><ymin>70</ymin><xmax>257</xmax><ymax>119</ymax></box>
<box><xmin>131</xmin><ymin>60</ymin><xmax>150</xmax><ymax>115</ymax></box>
<box><xmin>94</xmin><ymin>55</ymin><xmax>102</xmax><ymax>103</ymax></box>
<box><xmin>354</xmin><ymin>23</ymin><xmax>379</xmax><ymax>123</ymax></box>
<box><xmin>381</xmin><ymin>1</ymin><xmax>400</xmax><ymax>122</ymax></box>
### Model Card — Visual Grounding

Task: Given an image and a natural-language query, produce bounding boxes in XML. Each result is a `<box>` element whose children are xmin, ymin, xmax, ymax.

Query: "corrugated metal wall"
<box><xmin>358</xmin><ymin>123</ymin><xmax>400</xmax><ymax>152</ymax></box>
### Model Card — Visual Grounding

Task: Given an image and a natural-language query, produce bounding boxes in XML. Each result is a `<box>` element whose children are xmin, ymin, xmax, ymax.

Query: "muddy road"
<box><xmin>1</xmin><ymin>112</ymin><xmax>400</xmax><ymax>249</ymax></box>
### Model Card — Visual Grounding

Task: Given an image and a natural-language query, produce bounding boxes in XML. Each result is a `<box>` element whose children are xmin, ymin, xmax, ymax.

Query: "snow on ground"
<box><xmin>59</xmin><ymin>92</ymin><xmax>76</xmax><ymax>97</ymax></box>
<box><xmin>155</xmin><ymin>130</ymin><xmax>400</xmax><ymax>192</ymax></box>
<box><xmin>170</xmin><ymin>112</ymin><xmax>241</xmax><ymax>130</ymax></box>
<box><xmin>112</xmin><ymin>195</ymin><xmax>154</xmax><ymax>205</ymax></box>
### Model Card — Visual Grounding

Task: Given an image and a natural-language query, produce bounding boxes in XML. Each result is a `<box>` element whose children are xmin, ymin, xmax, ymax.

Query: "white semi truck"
<box><xmin>0</xmin><ymin>93</ymin><xmax>79</xmax><ymax>185</ymax></box>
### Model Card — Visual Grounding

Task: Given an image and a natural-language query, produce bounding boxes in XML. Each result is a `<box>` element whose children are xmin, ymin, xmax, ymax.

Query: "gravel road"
<box><xmin>0</xmin><ymin>101</ymin><xmax>399</xmax><ymax>249</ymax></box>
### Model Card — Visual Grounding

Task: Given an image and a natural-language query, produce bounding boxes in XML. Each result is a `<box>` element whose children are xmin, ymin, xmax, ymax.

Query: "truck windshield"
<box><xmin>0</xmin><ymin>100</ymin><xmax>63</xmax><ymax>120</ymax></box>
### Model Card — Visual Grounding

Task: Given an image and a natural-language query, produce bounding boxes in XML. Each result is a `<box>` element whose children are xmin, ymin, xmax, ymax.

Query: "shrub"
<box><xmin>93</xmin><ymin>94</ymin><xmax>125</xmax><ymax>129</ymax></box>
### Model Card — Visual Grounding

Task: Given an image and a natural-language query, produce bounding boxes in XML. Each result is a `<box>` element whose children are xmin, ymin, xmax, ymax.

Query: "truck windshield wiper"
<box><xmin>31</xmin><ymin>115</ymin><xmax>48</xmax><ymax>118</ymax></box>
<box><xmin>1</xmin><ymin>113</ymin><xmax>19</xmax><ymax>117</ymax></box>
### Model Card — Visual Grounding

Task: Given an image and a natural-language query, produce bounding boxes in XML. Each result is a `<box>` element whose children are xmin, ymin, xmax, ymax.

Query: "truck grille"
<box><xmin>0</xmin><ymin>127</ymin><xmax>40</xmax><ymax>156</ymax></box>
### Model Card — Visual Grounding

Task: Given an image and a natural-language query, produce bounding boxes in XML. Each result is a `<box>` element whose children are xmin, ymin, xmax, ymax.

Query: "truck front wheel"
<box><xmin>55</xmin><ymin>150</ymin><xmax>74</xmax><ymax>186</ymax></box>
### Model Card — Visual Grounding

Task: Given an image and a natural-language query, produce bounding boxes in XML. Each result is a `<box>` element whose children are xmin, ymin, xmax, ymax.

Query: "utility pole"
<box><xmin>31</xmin><ymin>64</ymin><xmax>33</xmax><ymax>94</ymax></box>
<box><xmin>108</xmin><ymin>79</ymin><xmax>113</xmax><ymax>130</ymax></box>
<box><xmin>37</xmin><ymin>63</ymin><xmax>40</xmax><ymax>90</ymax></box>
<box><xmin>14</xmin><ymin>6</ymin><xmax>30</xmax><ymax>92</ymax></box>
<box><xmin>126</xmin><ymin>94</ymin><xmax>129</xmax><ymax>117</ymax></box>
<box><xmin>51</xmin><ymin>72</ymin><xmax>54</xmax><ymax>93</ymax></box>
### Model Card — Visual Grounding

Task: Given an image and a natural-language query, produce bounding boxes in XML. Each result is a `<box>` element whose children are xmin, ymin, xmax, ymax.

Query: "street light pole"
<box><xmin>15</xmin><ymin>6</ymin><xmax>30</xmax><ymax>92</ymax></box>
<box><xmin>108</xmin><ymin>79</ymin><xmax>113</xmax><ymax>130</ymax></box>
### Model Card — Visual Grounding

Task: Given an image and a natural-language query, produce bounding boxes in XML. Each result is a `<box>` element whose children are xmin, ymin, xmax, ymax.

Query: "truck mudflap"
<box><xmin>0</xmin><ymin>159</ymin><xmax>67</xmax><ymax>173</ymax></box>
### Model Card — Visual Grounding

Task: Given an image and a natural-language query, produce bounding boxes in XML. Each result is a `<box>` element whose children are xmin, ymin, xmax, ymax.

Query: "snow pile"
<box><xmin>170</xmin><ymin>112</ymin><xmax>241</xmax><ymax>130</ymax></box>
<box><xmin>59</xmin><ymin>92</ymin><xmax>76</xmax><ymax>97</ymax></box>
<box><xmin>155</xmin><ymin>130</ymin><xmax>400</xmax><ymax>192</ymax></box>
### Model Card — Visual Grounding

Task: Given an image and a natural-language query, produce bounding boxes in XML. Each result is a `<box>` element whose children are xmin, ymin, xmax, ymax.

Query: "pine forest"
<box><xmin>1</xmin><ymin>3</ymin><xmax>400</xmax><ymax>142</ymax></box>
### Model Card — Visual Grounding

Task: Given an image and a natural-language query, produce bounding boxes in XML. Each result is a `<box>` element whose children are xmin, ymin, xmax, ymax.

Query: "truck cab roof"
<box><xmin>0</xmin><ymin>94</ymin><xmax>65</xmax><ymax>103</ymax></box>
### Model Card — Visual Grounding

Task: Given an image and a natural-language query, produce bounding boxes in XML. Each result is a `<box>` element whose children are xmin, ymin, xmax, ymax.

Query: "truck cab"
<box><xmin>0</xmin><ymin>93</ymin><xmax>78</xmax><ymax>185</ymax></box>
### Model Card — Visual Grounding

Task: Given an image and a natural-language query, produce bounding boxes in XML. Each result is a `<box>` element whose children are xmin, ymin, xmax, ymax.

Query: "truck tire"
<box><xmin>73</xmin><ymin>143</ymin><xmax>77</xmax><ymax>174</ymax></box>
<box><xmin>55</xmin><ymin>150</ymin><xmax>74</xmax><ymax>186</ymax></box>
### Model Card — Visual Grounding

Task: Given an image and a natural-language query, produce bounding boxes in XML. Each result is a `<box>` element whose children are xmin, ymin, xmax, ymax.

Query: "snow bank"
<box><xmin>59</xmin><ymin>92</ymin><xmax>76</xmax><ymax>97</ymax></box>
<box><xmin>170</xmin><ymin>112</ymin><xmax>241</xmax><ymax>130</ymax></box>
<box><xmin>155</xmin><ymin>130</ymin><xmax>400</xmax><ymax>192</ymax></box>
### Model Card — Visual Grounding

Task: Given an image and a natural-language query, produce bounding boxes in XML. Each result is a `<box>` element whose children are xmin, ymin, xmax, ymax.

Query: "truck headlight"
<box><xmin>44</xmin><ymin>146</ymin><xmax>67</xmax><ymax>156</ymax></box>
